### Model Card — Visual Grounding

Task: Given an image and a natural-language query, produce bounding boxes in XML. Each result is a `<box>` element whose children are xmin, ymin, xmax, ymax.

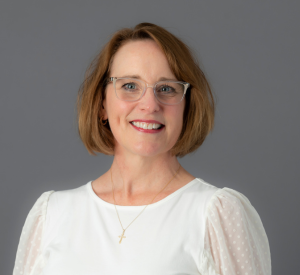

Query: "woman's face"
<box><xmin>102</xmin><ymin>39</ymin><xmax>185</xmax><ymax>157</ymax></box>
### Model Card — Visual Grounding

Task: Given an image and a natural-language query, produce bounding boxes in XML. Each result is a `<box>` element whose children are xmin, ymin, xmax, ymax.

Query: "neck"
<box><xmin>110</xmin><ymin>150</ymin><xmax>181</xmax><ymax>200</ymax></box>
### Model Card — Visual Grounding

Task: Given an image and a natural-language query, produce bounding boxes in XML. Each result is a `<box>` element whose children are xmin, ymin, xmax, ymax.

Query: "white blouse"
<box><xmin>12</xmin><ymin>178</ymin><xmax>271</xmax><ymax>275</ymax></box>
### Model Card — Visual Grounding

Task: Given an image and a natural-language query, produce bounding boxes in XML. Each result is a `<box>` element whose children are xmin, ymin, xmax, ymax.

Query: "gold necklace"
<box><xmin>110</xmin><ymin>165</ymin><xmax>181</xmax><ymax>244</ymax></box>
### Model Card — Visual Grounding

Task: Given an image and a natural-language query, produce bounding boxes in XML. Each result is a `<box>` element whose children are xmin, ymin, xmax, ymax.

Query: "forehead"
<box><xmin>110</xmin><ymin>40</ymin><xmax>176</xmax><ymax>80</ymax></box>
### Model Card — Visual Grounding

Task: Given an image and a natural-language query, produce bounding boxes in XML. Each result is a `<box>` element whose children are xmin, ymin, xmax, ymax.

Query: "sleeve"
<box><xmin>202</xmin><ymin>188</ymin><xmax>271</xmax><ymax>275</ymax></box>
<box><xmin>12</xmin><ymin>191</ymin><xmax>55</xmax><ymax>275</ymax></box>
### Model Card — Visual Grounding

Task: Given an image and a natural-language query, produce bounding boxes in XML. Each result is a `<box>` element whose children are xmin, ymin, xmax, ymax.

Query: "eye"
<box><xmin>157</xmin><ymin>84</ymin><xmax>176</xmax><ymax>94</ymax></box>
<box><xmin>161</xmin><ymin>86</ymin><xmax>173</xmax><ymax>92</ymax></box>
<box><xmin>123</xmin><ymin>82</ymin><xmax>137</xmax><ymax>90</ymax></box>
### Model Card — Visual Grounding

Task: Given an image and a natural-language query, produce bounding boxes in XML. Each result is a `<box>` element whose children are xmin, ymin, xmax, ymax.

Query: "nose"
<box><xmin>138</xmin><ymin>85</ymin><xmax>161</xmax><ymax>112</ymax></box>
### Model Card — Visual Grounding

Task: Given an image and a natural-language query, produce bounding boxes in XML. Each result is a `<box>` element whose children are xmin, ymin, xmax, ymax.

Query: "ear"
<box><xmin>99</xmin><ymin>98</ymin><xmax>108</xmax><ymax>120</ymax></box>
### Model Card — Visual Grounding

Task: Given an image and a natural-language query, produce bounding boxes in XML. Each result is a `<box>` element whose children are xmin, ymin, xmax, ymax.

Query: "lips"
<box><xmin>130</xmin><ymin>120</ymin><xmax>165</xmax><ymax>133</ymax></box>
<box><xmin>130</xmin><ymin>119</ymin><xmax>164</xmax><ymax>124</ymax></box>
<box><xmin>130</xmin><ymin>121</ymin><xmax>163</xmax><ymax>130</ymax></box>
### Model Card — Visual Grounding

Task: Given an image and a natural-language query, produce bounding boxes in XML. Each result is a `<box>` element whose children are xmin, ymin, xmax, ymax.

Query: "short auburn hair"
<box><xmin>77</xmin><ymin>22</ymin><xmax>215</xmax><ymax>157</ymax></box>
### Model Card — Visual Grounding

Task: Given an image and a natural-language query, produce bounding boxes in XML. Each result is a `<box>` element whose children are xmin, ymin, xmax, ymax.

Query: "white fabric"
<box><xmin>12</xmin><ymin>178</ymin><xmax>271</xmax><ymax>275</ymax></box>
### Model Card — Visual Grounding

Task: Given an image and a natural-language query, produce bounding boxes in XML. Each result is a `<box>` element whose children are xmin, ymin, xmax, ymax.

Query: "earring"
<box><xmin>100</xmin><ymin>116</ymin><xmax>108</xmax><ymax>126</ymax></box>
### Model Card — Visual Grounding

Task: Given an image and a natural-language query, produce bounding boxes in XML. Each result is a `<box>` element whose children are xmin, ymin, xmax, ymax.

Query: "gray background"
<box><xmin>1</xmin><ymin>1</ymin><xmax>299</xmax><ymax>274</ymax></box>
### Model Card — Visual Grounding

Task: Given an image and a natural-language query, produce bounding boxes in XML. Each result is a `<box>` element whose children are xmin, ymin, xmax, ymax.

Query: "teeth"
<box><xmin>131</xmin><ymin>121</ymin><xmax>162</xmax><ymax>130</ymax></box>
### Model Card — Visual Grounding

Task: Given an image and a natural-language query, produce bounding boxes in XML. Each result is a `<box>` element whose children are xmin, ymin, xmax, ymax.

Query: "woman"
<box><xmin>13</xmin><ymin>23</ymin><xmax>271</xmax><ymax>275</ymax></box>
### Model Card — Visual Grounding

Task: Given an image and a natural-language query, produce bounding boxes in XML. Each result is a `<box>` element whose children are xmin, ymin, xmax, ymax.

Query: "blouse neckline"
<box><xmin>87</xmin><ymin>178</ymin><xmax>199</xmax><ymax>210</ymax></box>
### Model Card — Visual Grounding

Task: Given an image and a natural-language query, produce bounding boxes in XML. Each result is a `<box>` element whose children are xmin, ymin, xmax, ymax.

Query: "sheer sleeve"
<box><xmin>202</xmin><ymin>188</ymin><xmax>271</xmax><ymax>275</ymax></box>
<box><xmin>12</xmin><ymin>191</ymin><xmax>54</xmax><ymax>275</ymax></box>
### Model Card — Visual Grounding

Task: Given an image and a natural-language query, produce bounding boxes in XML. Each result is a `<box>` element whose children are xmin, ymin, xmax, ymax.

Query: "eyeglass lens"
<box><xmin>114</xmin><ymin>78</ymin><xmax>186</xmax><ymax>104</ymax></box>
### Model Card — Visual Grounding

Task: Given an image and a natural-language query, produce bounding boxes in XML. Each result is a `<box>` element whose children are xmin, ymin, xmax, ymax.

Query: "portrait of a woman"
<box><xmin>12</xmin><ymin>22</ymin><xmax>271</xmax><ymax>275</ymax></box>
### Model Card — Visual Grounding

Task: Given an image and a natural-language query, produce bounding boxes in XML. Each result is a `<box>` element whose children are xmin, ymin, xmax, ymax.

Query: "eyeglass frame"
<box><xmin>106</xmin><ymin>77</ymin><xmax>190</xmax><ymax>105</ymax></box>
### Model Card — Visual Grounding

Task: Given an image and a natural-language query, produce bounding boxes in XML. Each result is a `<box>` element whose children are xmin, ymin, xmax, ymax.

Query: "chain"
<box><xmin>110</xmin><ymin>165</ymin><xmax>181</xmax><ymax>242</ymax></box>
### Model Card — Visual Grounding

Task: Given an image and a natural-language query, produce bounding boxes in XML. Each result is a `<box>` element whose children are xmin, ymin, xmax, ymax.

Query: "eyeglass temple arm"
<box><xmin>183</xmin><ymin>83</ymin><xmax>190</xmax><ymax>94</ymax></box>
<box><xmin>106</xmin><ymin>77</ymin><xmax>116</xmax><ymax>83</ymax></box>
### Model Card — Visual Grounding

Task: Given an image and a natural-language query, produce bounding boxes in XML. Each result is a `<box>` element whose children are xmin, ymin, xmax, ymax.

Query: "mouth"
<box><xmin>130</xmin><ymin>121</ymin><xmax>165</xmax><ymax>130</ymax></box>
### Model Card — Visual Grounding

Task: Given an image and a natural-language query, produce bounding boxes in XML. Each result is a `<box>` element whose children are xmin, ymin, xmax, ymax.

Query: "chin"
<box><xmin>131</xmin><ymin>143</ymin><xmax>174</xmax><ymax>158</ymax></box>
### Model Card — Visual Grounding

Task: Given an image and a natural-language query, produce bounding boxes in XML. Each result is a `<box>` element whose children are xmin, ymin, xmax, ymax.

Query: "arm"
<box><xmin>12</xmin><ymin>191</ymin><xmax>54</xmax><ymax>275</ymax></box>
<box><xmin>202</xmin><ymin>188</ymin><xmax>271</xmax><ymax>275</ymax></box>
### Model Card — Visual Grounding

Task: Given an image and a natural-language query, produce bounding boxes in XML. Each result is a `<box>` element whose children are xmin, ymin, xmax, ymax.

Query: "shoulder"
<box><xmin>49</xmin><ymin>182</ymin><xmax>89</xmax><ymax>204</ymax></box>
<box><xmin>42</xmin><ymin>182</ymin><xmax>91</xmax><ymax>235</ymax></box>
<box><xmin>193</xmin><ymin>178</ymin><xmax>219</xmax><ymax>200</ymax></box>
<box><xmin>29</xmin><ymin>182</ymin><xmax>90</xmax><ymax>214</ymax></box>
<box><xmin>206</xmin><ymin>187</ymin><xmax>254</xmax><ymax>214</ymax></box>
<box><xmin>192</xmin><ymin>180</ymin><xmax>268</xmax><ymax>240</ymax></box>
<box><xmin>46</xmin><ymin>182</ymin><xmax>90</xmax><ymax>215</ymax></box>
<box><xmin>188</xmin><ymin>178</ymin><xmax>220</xmax><ymax>215</ymax></box>
<box><xmin>24</xmin><ymin>190</ymin><xmax>55</xmax><ymax>225</ymax></box>
<box><xmin>193</xmin><ymin>178</ymin><xmax>258</xmax><ymax>219</ymax></box>
<box><xmin>205</xmin><ymin>186</ymin><xmax>265</xmax><ymax>234</ymax></box>
<box><xmin>32</xmin><ymin>190</ymin><xmax>55</xmax><ymax>210</ymax></box>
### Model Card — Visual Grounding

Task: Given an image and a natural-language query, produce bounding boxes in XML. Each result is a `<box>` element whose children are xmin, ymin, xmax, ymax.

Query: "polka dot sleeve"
<box><xmin>12</xmin><ymin>191</ymin><xmax>54</xmax><ymax>275</ymax></box>
<box><xmin>202</xmin><ymin>188</ymin><xmax>271</xmax><ymax>275</ymax></box>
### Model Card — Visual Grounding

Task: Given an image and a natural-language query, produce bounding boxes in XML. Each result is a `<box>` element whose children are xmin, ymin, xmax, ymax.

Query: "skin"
<box><xmin>92</xmin><ymin>39</ymin><xmax>195</xmax><ymax>206</ymax></box>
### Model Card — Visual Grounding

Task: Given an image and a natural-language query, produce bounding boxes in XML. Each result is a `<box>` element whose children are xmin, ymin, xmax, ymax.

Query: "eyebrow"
<box><xmin>120</xmin><ymin>75</ymin><xmax>178</xmax><ymax>82</ymax></box>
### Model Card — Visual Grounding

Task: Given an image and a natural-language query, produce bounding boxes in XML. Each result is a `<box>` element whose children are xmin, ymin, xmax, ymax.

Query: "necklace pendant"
<box><xmin>118</xmin><ymin>229</ymin><xmax>126</xmax><ymax>244</ymax></box>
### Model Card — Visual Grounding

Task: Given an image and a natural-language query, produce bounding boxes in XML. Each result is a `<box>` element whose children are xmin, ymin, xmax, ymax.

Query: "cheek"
<box><xmin>107</xmin><ymin>101</ymin><xmax>133</xmax><ymax>132</ymax></box>
<box><xmin>106</xmin><ymin>92</ymin><xmax>123</xmax><ymax>119</ymax></box>
<box><xmin>168</xmin><ymin>107</ymin><xmax>184</xmax><ymax>135</ymax></box>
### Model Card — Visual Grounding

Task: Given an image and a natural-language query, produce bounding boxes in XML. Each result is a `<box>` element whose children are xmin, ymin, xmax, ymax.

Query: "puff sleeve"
<box><xmin>201</xmin><ymin>188</ymin><xmax>271</xmax><ymax>275</ymax></box>
<box><xmin>12</xmin><ymin>191</ymin><xmax>54</xmax><ymax>275</ymax></box>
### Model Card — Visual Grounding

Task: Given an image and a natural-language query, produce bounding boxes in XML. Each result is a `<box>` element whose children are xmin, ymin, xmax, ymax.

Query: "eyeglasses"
<box><xmin>107</xmin><ymin>77</ymin><xmax>190</xmax><ymax>105</ymax></box>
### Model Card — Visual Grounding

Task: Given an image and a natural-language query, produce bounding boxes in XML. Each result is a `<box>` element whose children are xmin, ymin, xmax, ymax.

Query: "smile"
<box><xmin>130</xmin><ymin>121</ymin><xmax>163</xmax><ymax>130</ymax></box>
<box><xmin>130</xmin><ymin>121</ymin><xmax>165</xmax><ymax>133</ymax></box>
